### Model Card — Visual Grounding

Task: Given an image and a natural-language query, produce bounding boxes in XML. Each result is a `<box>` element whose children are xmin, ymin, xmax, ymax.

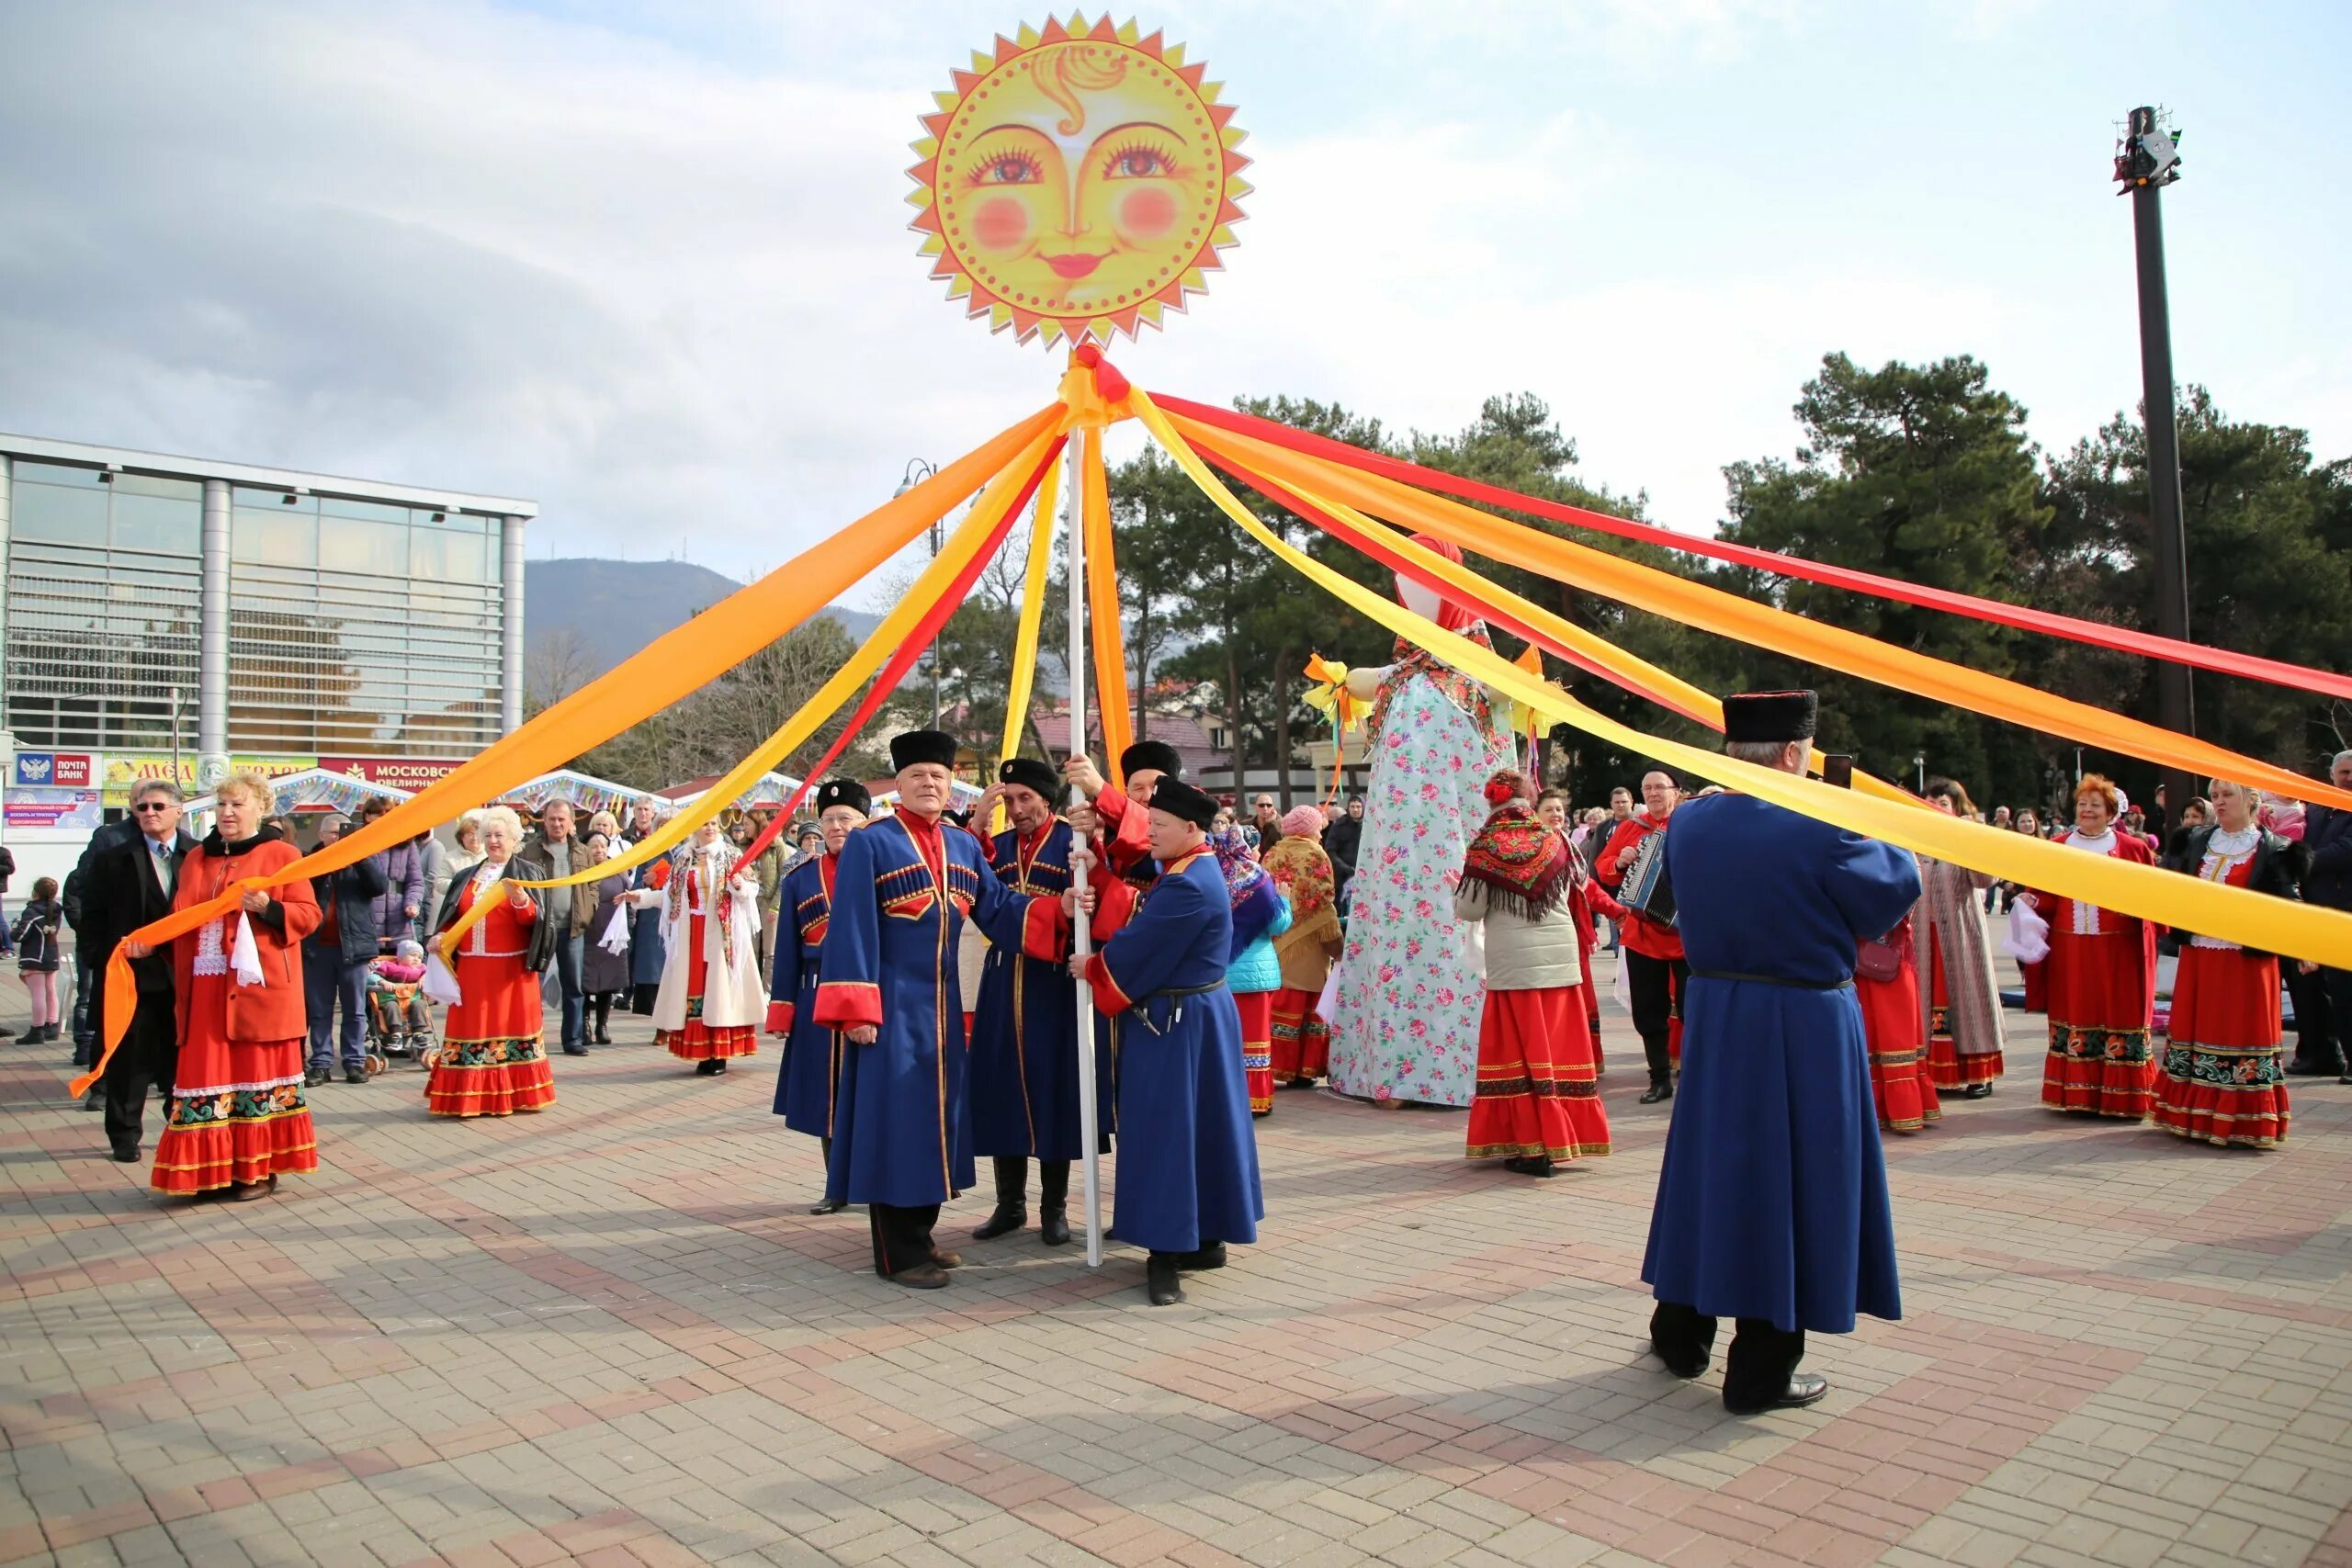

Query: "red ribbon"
<box><xmin>1155</xmin><ymin>392</ymin><xmax>2352</xmax><ymax>703</ymax></box>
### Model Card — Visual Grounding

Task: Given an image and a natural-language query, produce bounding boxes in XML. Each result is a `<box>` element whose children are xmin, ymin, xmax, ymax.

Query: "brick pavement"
<box><xmin>1</xmin><ymin>959</ymin><xmax>2347</xmax><ymax>1568</ymax></box>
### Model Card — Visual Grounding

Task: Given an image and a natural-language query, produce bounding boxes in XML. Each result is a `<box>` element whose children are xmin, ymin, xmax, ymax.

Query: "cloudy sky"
<box><xmin>3</xmin><ymin>1</ymin><xmax>2346</xmax><ymax>606</ymax></box>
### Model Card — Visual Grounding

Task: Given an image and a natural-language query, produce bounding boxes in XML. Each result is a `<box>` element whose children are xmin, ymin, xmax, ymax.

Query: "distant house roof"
<box><xmin>1028</xmin><ymin>706</ymin><xmax>1221</xmax><ymax>775</ymax></box>
<box><xmin>657</xmin><ymin>771</ymin><xmax>804</xmax><ymax>808</ymax></box>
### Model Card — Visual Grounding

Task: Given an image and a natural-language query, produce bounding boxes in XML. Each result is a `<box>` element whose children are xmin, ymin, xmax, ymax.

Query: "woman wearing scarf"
<box><xmin>426</xmin><ymin>806</ymin><xmax>558</xmax><ymax>1119</ymax></box>
<box><xmin>2018</xmin><ymin>775</ymin><xmax>2160</xmax><ymax>1118</ymax></box>
<box><xmin>135</xmin><ymin>773</ymin><xmax>322</xmax><ymax>1199</ymax></box>
<box><xmin>1916</xmin><ymin>779</ymin><xmax>2006</xmax><ymax>1100</ymax></box>
<box><xmin>1211</xmin><ymin>823</ymin><xmax>1293</xmax><ymax>1117</ymax></box>
<box><xmin>1456</xmin><ymin>770</ymin><xmax>1610</xmax><ymax>1177</ymax></box>
<box><xmin>1263</xmin><ymin>807</ymin><xmax>1343</xmax><ymax>1089</ymax></box>
<box><xmin>625</xmin><ymin>820</ymin><xmax>764</xmax><ymax>1075</ymax></box>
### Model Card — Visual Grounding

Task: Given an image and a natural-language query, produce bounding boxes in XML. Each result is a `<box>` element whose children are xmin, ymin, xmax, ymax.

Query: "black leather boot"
<box><xmin>1038</xmin><ymin>1159</ymin><xmax>1072</xmax><ymax>1247</ymax></box>
<box><xmin>593</xmin><ymin>998</ymin><xmax>613</xmax><ymax>1045</ymax></box>
<box><xmin>971</xmin><ymin>1156</ymin><xmax>1028</xmax><ymax>1239</ymax></box>
<box><xmin>809</xmin><ymin>1135</ymin><xmax>845</xmax><ymax>1214</ymax></box>
<box><xmin>1146</xmin><ymin>1252</ymin><xmax>1183</xmax><ymax>1305</ymax></box>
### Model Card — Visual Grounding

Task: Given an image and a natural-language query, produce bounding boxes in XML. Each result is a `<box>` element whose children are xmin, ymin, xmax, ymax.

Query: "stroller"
<box><xmin>366</xmin><ymin>940</ymin><xmax>439</xmax><ymax>1071</ymax></box>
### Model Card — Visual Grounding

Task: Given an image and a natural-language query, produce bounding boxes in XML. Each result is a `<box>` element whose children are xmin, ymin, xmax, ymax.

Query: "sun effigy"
<box><xmin>908</xmin><ymin>14</ymin><xmax>1250</xmax><ymax>346</ymax></box>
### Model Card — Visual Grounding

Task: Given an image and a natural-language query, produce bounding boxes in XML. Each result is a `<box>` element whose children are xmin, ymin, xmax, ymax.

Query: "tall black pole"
<box><xmin>2125</xmin><ymin>105</ymin><xmax>2195</xmax><ymax>830</ymax></box>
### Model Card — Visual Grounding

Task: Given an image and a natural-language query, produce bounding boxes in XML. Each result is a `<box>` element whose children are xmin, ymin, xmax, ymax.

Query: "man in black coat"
<box><xmin>1323</xmin><ymin>795</ymin><xmax>1365</xmax><ymax>913</ymax></box>
<box><xmin>302</xmin><ymin>813</ymin><xmax>390</xmax><ymax>1087</ymax></box>
<box><xmin>73</xmin><ymin>782</ymin><xmax>198</xmax><ymax>1161</ymax></box>
<box><xmin>2295</xmin><ymin>750</ymin><xmax>2352</xmax><ymax>1082</ymax></box>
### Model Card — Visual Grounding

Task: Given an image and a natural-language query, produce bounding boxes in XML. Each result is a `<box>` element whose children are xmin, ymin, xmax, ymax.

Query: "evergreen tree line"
<box><xmin>550</xmin><ymin>352</ymin><xmax>2352</xmax><ymax>819</ymax></box>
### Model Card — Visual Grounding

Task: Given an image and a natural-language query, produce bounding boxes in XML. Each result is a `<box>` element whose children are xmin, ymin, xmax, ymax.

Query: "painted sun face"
<box><xmin>910</xmin><ymin>16</ymin><xmax>1249</xmax><ymax>346</ymax></box>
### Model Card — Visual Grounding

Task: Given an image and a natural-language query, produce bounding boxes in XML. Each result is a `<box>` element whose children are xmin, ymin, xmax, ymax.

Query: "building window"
<box><xmin>4</xmin><ymin>463</ymin><xmax>205</xmax><ymax>751</ymax></box>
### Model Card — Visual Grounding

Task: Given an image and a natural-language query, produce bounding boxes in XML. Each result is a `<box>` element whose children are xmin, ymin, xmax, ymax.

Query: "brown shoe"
<box><xmin>891</xmin><ymin>1263</ymin><xmax>950</xmax><ymax>1290</ymax></box>
<box><xmin>929</xmin><ymin>1247</ymin><xmax>963</xmax><ymax>1270</ymax></box>
<box><xmin>230</xmin><ymin>1175</ymin><xmax>278</xmax><ymax>1202</ymax></box>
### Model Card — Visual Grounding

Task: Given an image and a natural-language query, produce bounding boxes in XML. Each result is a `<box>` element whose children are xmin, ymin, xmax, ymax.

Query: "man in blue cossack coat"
<box><xmin>814</xmin><ymin>731</ymin><xmax>1071</xmax><ymax>1291</ymax></box>
<box><xmin>1642</xmin><ymin>690</ymin><xmax>1922</xmax><ymax>1415</ymax></box>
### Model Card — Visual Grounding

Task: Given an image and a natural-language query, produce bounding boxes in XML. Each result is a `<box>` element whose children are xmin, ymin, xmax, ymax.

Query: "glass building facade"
<box><xmin>2</xmin><ymin>434</ymin><xmax>531</xmax><ymax>769</ymax></box>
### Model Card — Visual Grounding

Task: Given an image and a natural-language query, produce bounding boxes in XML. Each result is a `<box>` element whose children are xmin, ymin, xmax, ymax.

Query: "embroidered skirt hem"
<box><xmin>427</xmin><ymin>1037</ymin><xmax>556</xmax><ymax>1118</ymax></box>
<box><xmin>660</xmin><ymin>1021</ymin><xmax>757</xmax><ymax>1060</ymax></box>
<box><xmin>1237</xmin><ymin>991</ymin><xmax>1275</xmax><ymax>1115</ymax></box>
<box><xmin>1464</xmin><ymin>987</ymin><xmax>1611</xmax><ymax>1162</ymax></box>
<box><xmin>2041</xmin><ymin>1021</ymin><xmax>2154</xmax><ymax>1120</ymax></box>
<box><xmin>1268</xmin><ymin>987</ymin><xmax>1329</xmax><ymax>1082</ymax></box>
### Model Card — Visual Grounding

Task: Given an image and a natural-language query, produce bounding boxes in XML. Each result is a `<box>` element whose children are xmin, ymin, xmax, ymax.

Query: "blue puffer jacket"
<box><xmin>1227</xmin><ymin>885</ymin><xmax>1293</xmax><ymax>995</ymax></box>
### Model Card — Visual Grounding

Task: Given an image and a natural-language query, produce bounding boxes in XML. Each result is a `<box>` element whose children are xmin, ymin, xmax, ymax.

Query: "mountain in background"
<box><xmin>525</xmin><ymin>558</ymin><xmax>882</xmax><ymax>677</ymax></box>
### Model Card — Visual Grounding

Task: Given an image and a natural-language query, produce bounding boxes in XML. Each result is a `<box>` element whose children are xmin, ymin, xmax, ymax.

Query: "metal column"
<box><xmin>500</xmin><ymin>514</ymin><xmax>526</xmax><ymax>731</ymax></box>
<box><xmin>198</xmin><ymin>478</ymin><xmax>231</xmax><ymax>787</ymax></box>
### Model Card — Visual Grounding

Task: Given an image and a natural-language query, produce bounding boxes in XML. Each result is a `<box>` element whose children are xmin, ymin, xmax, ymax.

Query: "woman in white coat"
<box><xmin>622</xmin><ymin>821</ymin><xmax>765</xmax><ymax>1075</ymax></box>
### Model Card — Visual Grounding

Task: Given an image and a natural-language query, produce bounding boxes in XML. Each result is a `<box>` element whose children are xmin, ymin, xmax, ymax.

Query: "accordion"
<box><xmin>1617</xmin><ymin>829</ymin><xmax>1677</xmax><ymax>930</ymax></box>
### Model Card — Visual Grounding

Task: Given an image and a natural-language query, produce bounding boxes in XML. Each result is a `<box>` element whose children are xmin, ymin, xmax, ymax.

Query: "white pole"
<box><xmin>1064</xmin><ymin>425</ymin><xmax>1102</xmax><ymax>1268</ymax></box>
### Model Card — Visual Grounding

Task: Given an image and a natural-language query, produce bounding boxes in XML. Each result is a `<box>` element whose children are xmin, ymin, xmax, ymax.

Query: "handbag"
<box><xmin>1855</xmin><ymin>934</ymin><xmax>1904</xmax><ymax>983</ymax></box>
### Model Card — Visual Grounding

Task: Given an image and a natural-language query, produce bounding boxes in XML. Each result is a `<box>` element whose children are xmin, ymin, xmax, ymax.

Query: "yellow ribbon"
<box><xmin>1173</xmin><ymin>415</ymin><xmax>2352</xmax><ymax>816</ymax></box>
<box><xmin>993</xmin><ymin>451</ymin><xmax>1064</xmax><ymax>837</ymax></box>
<box><xmin>1133</xmin><ymin>389</ymin><xmax>2352</xmax><ymax>968</ymax></box>
<box><xmin>435</xmin><ymin>417</ymin><xmax>1069</xmax><ymax>963</ymax></box>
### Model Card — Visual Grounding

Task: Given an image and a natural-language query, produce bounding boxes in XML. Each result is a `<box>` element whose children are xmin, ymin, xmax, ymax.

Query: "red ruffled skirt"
<box><xmin>1269</xmin><ymin>986</ymin><xmax>1329</xmax><ymax>1083</ymax></box>
<box><xmin>1237</xmin><ymin>990</ymin><xmax>1274</xmax><ymax>1115</ymax></box>
<box><xmin>428</xmin><ymin>953</ymin><xmax>556</xmax><ymax>1118</ymax></box>
<box><xmin>2154</xmin><ymin>945</ymin><xmax>2289</xmax><ymax>1149</ymax></box>
<box><xmin>658</xmin><ymin>913</ymin><xmax>758</xmax><ymax>1061</ymax></box>
<box><xmin>1923</xmin><ymin>929</ymin><xmax>2001</xmax><ymax>1089</ymax></box>
<box><xmin>1859</xmin><ymin>964</ymin><xmax>1939</xmax><ymax>1134</ymax></box>
<box><xmin>2041</xmin><ymin>930</ymin><xmax>2154</xmax><ymax>1119</ymax></box>
<box><xmin>153</xmin><ymin>972</ymin><xmax>318</xmax><ymax>1195</ymax></box>
<box><xmin>1466</xmin><ymin>986</ymin><xmax>1611</xmax><ymax>1162</ymax></box>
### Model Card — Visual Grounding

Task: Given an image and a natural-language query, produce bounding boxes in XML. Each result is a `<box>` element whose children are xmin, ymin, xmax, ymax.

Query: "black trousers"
<box><xmin>2287</xmin><ymin>964</ymin><xmax>2343</xmax><ymax>1072</ymax></box>
<box><xmin>869</xmin><ymin>1202</ymin><xmax>943</xmax><ymax>1277</ymax></box>
<box><xmin>2309</xmin><ymin>967</ymin><xmax>2352</xmax><ymax>1075</ymax></box>
<box><xmin>1625</xmin><ymin>950</ymin><xmax>1689</xmax><ymax>1084</ymax></box>
<box><xmin>103</xmin><ymin>991</ymin><xmax>178</xmax><ymax>1155</ymax></box>
<box><xmin>1651</xmin><ymin>1301</ymin><xmax>1804</xmax><ymax>1407</ymax></box>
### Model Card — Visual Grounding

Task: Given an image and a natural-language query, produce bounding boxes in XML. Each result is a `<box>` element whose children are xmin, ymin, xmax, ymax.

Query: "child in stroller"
<box><xmin>368</xmin><ymin>939</ymin><xmax>438</xmax><ymax>1066</ymax></box>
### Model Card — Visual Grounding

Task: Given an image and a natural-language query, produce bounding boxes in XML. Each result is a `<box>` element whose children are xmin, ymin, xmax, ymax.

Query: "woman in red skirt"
<box><xmin>1857</xmin><ymin>910</ymin><xmax>1939</xmax><ymax>1134</ymax></box>
<box><xmin>2154</xmin><ymin>779</ymin><xmax>2299</xmax><ymax>1148</ymax></box>
<box><xmin>1210</xmin><ymin>824</ymin><xmax>1290</xmax><ymax>1117</ymax></box>
<box><xmin>1459</xmin><ymin>771</ymin><xmax>1609</xmax><ymax>1177</ymax></box>
<box><xmin>2020</xmin><ymin>775</ymin><xmax>2159</xmax><ymax>1119</ymax></box>
<box><xmin>426</xmin><ymin>807</ymin><xmax>558</xmax><ymax>1118</ymax></box>
<box><xmin>625</xmin><ymin>821</ymin><xmax>763</xmax><ymax>1074</ymax></box>
<box><xmin>1263</xmin><ymin>807</ymin><xmax>1342</xmax><ymax>1089</ymax></box>
<box><xmin>139</xmin><ymin>773</ymin><xmax>321</xmax><ymax>1201</ymax></box>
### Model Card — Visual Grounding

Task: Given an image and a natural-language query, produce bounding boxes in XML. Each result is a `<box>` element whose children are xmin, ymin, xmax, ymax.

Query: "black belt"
<box><xmin>1132</xmin><ymin>981</ymin><xmax>1222</xmax><ymax>1035</ymax></box>
<box><xmin>1689</xmin><ymin>968</ymin><xmax>1852</xmax><ymax>991</ymax></box>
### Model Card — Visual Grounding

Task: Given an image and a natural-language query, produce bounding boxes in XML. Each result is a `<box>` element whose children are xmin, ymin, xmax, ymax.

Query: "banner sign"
<box><xmin>909</xmin><ymin>15</ymin><xmax>1249</xmax><ymax>347</ymax></box>
<box><xmin>101</xmin><ymin>754</ymin><xmax>311</xmax><ymax>805</ymax></box>
<box><xmin>320</xmin><ymin>757</ymin><xmax>470</xmax><ymax>789</ymax></box>
<box><xmin>13</xmin><ymin>752</ymin><xmax>95</xmax><ymax>788</ymax></box>
<box><xmin>4</xmin><ymin>788</ymin><xmax>104</xmax><ymax>831</ymax></box>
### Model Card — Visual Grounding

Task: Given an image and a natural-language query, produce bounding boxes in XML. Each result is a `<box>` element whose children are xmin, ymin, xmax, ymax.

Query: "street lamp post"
<box><xmin>896</xmin><ymin>458</ymin><xmax>943</xmax><ymax>727</ymax></box>
<box><xmin>2115</xmin><ymin>105</ymin><xmax>2194</xmax><ymax>829</ymax></box>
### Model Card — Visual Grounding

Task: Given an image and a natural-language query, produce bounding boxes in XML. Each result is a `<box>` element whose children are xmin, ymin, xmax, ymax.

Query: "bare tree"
<box><xmin>525</xmin><ymin>626</ymin><xmax>598</xmax><ymax>716</ymax></box>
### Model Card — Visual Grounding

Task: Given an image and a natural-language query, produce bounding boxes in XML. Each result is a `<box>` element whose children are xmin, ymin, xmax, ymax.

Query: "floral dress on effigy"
<box><xmin>1324</xmin><ymin>637</ymin><xmax>1515</xmax><ymax>1109</ymax></box>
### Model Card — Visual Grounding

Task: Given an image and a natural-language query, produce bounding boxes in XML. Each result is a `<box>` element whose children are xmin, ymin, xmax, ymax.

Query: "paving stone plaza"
<box><xmin>2</xmin><ymin>961</ymin><xmax>2346</xmax><ymax>1568</ymax></box>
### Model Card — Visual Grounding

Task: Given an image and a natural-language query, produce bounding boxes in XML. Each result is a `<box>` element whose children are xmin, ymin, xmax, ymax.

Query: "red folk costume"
<box><xmin>154</xmin><ymin>831</ymin><xmax>322</xmax><ymax>1196</ymax></box>
<box><xmin>1857</xmin><ymin>917</ymin><xmax>1940</xmax><ymax>1134</ymax></box>
<box><xmin>1596</xmin><ymin>811</ymin><xmax>1684</xmax><ymax>1068</ymax></box>
<box><xmin>2154</xmin><ymin>825</ymin><xmax>2293</xmax><ymax>1149</ymax></box>
<box><xmin>1262</xmin><ymin>835</ymin><xmax>1341</xmax><ymax>1085</ymax></box>
<box><xmin>2030</xmin><ymin>829</ymin><xmax>2160</xmax><ymax>1118</ymax></box>
<box><xmin>643</xmin><ymin>847</ymin><xmax>762</xmax><ymax>1061</ymax></box>
<box><xmin>429</xmin><ymin>869</ymin><xmax>557</xmax><ymax>1118</ymax></box>
<box><xmin>1457</xmin><ymin>800</ymin><xmax>1610</xmax><ymax>1166</ymax></box>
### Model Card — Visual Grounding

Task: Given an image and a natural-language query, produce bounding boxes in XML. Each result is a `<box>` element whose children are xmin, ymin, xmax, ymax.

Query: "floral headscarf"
<box><xmin>1208</xmin><ymin>822</ymin><xmax>1272</xmax><ymax>910</ymax></box>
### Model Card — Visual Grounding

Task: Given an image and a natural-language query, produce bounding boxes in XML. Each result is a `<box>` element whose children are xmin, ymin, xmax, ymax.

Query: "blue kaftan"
<box><xmin>767</xmin><ymin>852</ymin><xmax>842</xmax><ymax>1139</ymax></box>
<box><xmin>1641</xmin><ymin>794</ymin><xmax>1922</xmax><ymax>1334</ymax></box>
<box><xmin>814</xmin><ymin>813</ymin><xmax>1062</xmax><ymax>1209</ymax></box>
<box><xmin>1086</xmin><ymin>848</ymin><xmax>1264</xmax><ymax>1254</ymax></box>
<box><xmin>968</xmin><ymin>819</ymin><xmax>1114</xmax><ymax>1161</ymax></box>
